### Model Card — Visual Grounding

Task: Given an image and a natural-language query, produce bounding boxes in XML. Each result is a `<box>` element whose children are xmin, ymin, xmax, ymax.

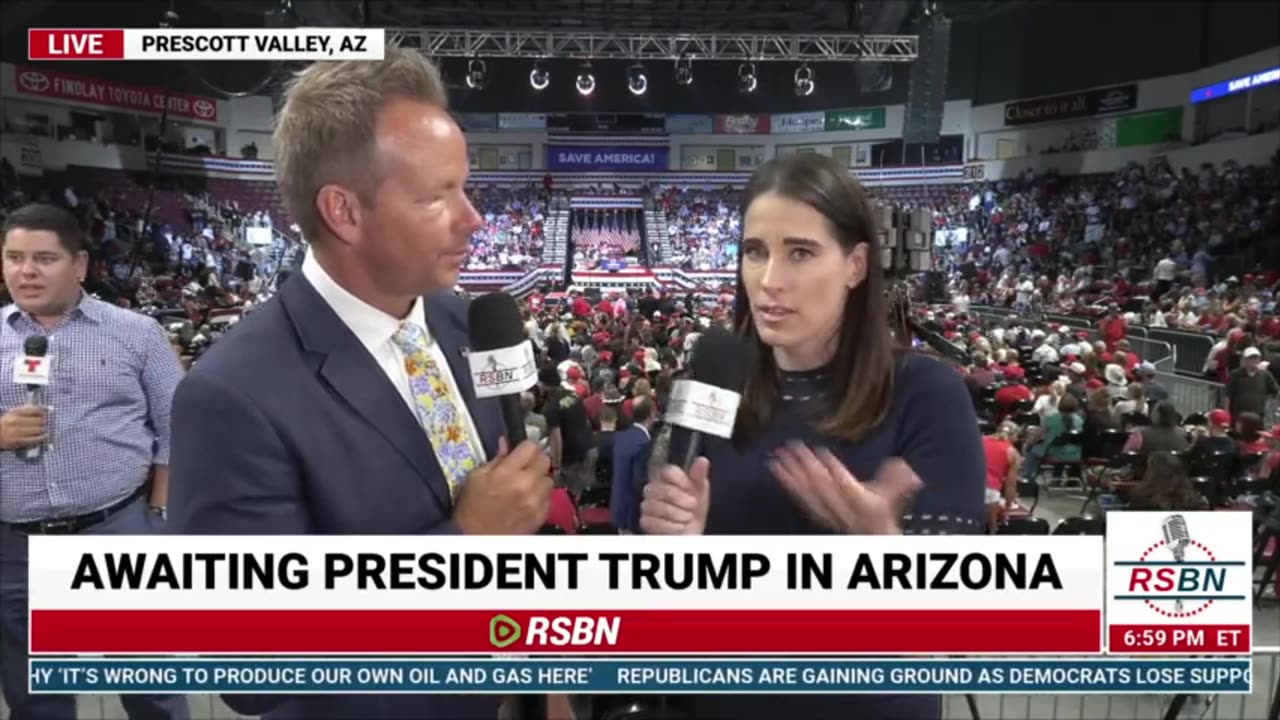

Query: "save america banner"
<box><xmin>546</xmin><ymin>145</ymin><xmax>669</xmax><ymax>172</ymax></box>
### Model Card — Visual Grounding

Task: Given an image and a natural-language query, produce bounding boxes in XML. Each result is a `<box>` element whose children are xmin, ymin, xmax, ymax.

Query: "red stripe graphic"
<box><xmin>30</xmin><ymin>609</ymin><xmax>1101</xmax><ymax>654</ymax></box>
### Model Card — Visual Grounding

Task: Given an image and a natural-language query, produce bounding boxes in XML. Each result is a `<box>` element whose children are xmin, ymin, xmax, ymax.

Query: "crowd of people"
<box><xmin>905</xmin><ymin>302</ymin><xmax>1279</xmax><ymax>535</ymax></box>
<box><xmin>655</xmin><ymin>185</ymin><xmax>742</xmax><ymax>270</ymax></box>
<box><xmin>0</xmin><ymin>168</ymin><xmax>284</xmax><ymax>367</ymax></box>
<box><xmin>510</xmin><ymin>280</ymin><xmax>1279</xmax><ymax>546</ymax></box>
<box><xmin>463</xmin><ymin>184</ymin><xmax>547</xmax><ymax>270</ymax></box>
<box><xmin>941</xmin><ymin>156</ymin><xmax>1279</xmax><ymax>317</ymax></box>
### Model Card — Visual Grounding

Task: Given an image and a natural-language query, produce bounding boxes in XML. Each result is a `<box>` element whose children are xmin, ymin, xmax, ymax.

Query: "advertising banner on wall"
<box><xmin>825</xmin><ymin>107</ymin><xmax>886</xmax><ymax>131</ymax></box>
<box><xmin>546</xmin><ymin>145</ymin><xmax>669</xmax><ymax>172</ymax></box>
<box><xmin>498</xmin><ymin>113</ymin><xmax>547</xmax><ymax>131</ymax></box>
<box><xmin>714</xmin><ymin>114</ymin><xmax>771</xmax><ymax>134</ymax></box>
<box><xmin>456</xmin><ymin>113</ymin><xmax>498</xmax><ymax>131</ymax></box>
<box><xmin>1190</xmin><ymin>66</ymin><xmax>1279</xmax><ymax>104</ymax></box>
<box><xmin>665</xmin><ymin>114</ymin><xmax>713</xmax><ymax>133</ymax></box>
<box><xmin>11</xmin><ymin>65</ymin><xmax>219</xmax><ymax>122</ymax></box>
<box><xmin>1116</xmin><ymin>107</ymin><xmax>1184</xmax><ymax>147</ymax></box>
<box><xmin>771</xmin><ymin>111</ymin><xmax>825</xmax><ymax>134</ymax></box>
<box><xmin>547</xmin><ymin>113</ymin><xmax>666</xmax><ymax>134</ymax></box>
<box><xmin>1004</xmin><ymin>84</ymin><xmax>1137</xmax><ymax>126</ymax></box>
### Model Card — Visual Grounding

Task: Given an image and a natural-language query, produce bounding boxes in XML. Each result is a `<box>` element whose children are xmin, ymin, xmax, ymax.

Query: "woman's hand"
<box><xmin>768</xmin><ymin>442</ymin><xmax>922</xmax><ymax>535</ymax></box>
<box><xmin>639</xmin><ymin>458</ymin><xmax>711</xmax><ymax>535</ymax></box>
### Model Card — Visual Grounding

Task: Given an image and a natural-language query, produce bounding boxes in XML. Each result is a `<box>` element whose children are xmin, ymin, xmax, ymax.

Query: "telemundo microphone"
<box><xmin>464</xmin><ymin>291</ymin><xmax>542</xmax><ymax>720</ymax></box>
<box><xmin>662</xmin><ymin>328</ymin><xmax>747</xmax><ymax>471</ymax></box>
<box><xmin>13</xmin><ymin>335</ymin><xmax>51</xmax><ymax>460</ymax></box>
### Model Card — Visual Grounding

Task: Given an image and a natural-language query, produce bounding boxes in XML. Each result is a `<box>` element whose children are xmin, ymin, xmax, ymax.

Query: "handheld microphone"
<box><xmin>12</xmin><ymin>335</ymin><xmax>51</xmax><ymax>460</ymax></box>
<box><xmin>1161</xmin><ymin>514</ymin><xmax>1190</xmax><ymax>613</ymax></box>
<box><xmin>466</xmin><ymin>292</ymin><xmax>542</xmax><ymax>720</ymax></box>
<box><xmin>663</xmin><ymin>328</ymin><xmax>747</xmax><ymax>470</ymax></box>
<box><xmin>467</xmin><ymin>292</ymin><xmax>539</xmax><ymax>444</ymax></box>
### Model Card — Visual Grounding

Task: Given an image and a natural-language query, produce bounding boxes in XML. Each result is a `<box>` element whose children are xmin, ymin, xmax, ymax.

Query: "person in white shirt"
<box><xmin>1015</xmin><ymin>277</ymin><xmax>1035</xmax><ymax>309</ymax></box>
<box><xmin>1031</xmin><ymin>341</ymin><xmax>1060</xmax><ymax>365</ymax></box>
<box><xmin>1032</xmin><ymin>379</ymin><xmax>1066</xmax><ymax>419</ymax></box>
<box><xmin>1153</xmin><ymin>256</ymin><xmax>1177</xmax><ymax>299</ymax></box>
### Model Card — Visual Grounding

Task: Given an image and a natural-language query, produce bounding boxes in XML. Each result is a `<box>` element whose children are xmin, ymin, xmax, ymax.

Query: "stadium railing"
<box><xmin>1157</xmin><ymin>371</ymin><xmax>1226</xmax><ymax>417</ymax></box>
<box><xmin>1147</xmin><ymin>328</ymin><xmax>1217</xmax><ymax>376</ymax></box>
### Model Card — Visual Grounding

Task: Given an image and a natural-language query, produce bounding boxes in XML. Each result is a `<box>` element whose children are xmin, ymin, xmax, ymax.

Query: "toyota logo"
<box><xmin>18</xmin><ymin>71</ymin><xmax>49</xmax><ymax>93</ymax></box>
<box><xmin>192</xmin><ymin>99</ymin><xmax>215</xmax><ymax>119</ymax></box>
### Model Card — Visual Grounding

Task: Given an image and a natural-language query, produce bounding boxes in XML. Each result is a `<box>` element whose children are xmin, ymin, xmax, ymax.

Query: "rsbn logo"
<box><xmin>1113</xmin><ymin>513</ymin><xmax>1246</xmax><ymax>618</ymax></box>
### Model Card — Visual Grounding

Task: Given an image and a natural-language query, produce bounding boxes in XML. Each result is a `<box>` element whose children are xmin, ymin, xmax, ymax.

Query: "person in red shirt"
<box><xmin>994</xmin><ymin>366</ymin><xmax>1033</xmax><ymax>417</ymax></box>
<box><xmin>597</xmin><ymin>295</ymin><xmax>614</xmax><ymax>317</ymax></box>
<box><xmin>571</xmin><ymin>293</ymin><xmax>592</xmax><ymax>319</ymax></box>
<box><xmin>1260</xmin><ymin>314</ymin><xmax>1280</xmax><ymax>340</ymax></box>
<box><xmin>564</xmin><ymin>365</ymin><xmax>590</xmax><ymax>398</ymax></box>
<box><xmin>1235</xmin><ymin>412</ymin><xmax>1270</xmax><ymax>456</ymax></box>
<box><xmin>982</xmin><ymin>422</ymin><xmax>1022</xmax><ymax>531</ymax></box>
<box><xmin>1099</xmin><ymin>308</ymin><xmax>1127</xmax><ymax>351</ymax></box>
<box><xmin>1113</xmin><ymin>340</ymin><xmax>1141</xmax><ymax>369</ymax></box>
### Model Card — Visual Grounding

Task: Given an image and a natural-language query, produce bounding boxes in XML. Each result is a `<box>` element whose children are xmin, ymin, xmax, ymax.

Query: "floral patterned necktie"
<box><xmin>391</xmin><ymin>321</ymin><xmax>480</xmax><ymax>499</ymax></box>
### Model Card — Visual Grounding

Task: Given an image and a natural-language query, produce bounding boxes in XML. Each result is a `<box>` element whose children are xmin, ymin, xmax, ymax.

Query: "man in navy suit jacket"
<box><xmin>610</xmin><ymin>397</ymin><xmax>656</xmax><ymax>533</ymax></box>
<box><xmin>168</xmin><ymin>47</ymin><xmax>556</xmax><ymax>720</ymax></box>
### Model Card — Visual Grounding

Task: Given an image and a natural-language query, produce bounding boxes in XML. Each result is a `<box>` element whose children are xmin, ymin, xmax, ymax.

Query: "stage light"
<box><xmin>737</xmin><ymin>62</ymin><xmax>757</xmax><ymax>93</ymax></box>
<box><xmin>529</xmin><ymin>62</ymin><xmax>549</xmax><ymax>90</ymax></box>
<box><xmin>794</xmin><ymin>63</ymin><xmax>815</xmax><ymax>96</ymax></box>
<box><xmin>627</xmin><ymin>63</ymin><xmax>648</xmax><ymax>95</ymax></box>
<box><xmin>465</xmin><ymin>59</ymin><xmax>486</xmax><ymax>90</ymax></box>
<box><xmin>576</xmin><ymin>63</ymin><xmax>596</xmax><ymax>96</ymax></box>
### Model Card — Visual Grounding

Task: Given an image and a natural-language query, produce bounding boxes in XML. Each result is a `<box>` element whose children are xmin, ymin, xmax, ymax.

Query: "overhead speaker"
<box><xmin>903</xmin><ymin>15</ymin><xmax>951</xmax><ymax>145</ymax></box>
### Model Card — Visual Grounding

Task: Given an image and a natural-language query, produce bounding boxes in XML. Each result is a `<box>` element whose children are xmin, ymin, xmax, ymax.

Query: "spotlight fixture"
<box><xmin>627</xmin><ymin>63</ymin><xmax>648</xmax><ymax>95</ymax></box>
<box><xmin>737</xmin><ymin>62</ymin><xmax>757</xmax><ymax>93</ymax></box>
<box><xmin>674</xmin><ymin>54</ymin><xmax>693</xmax><ymax>86</ymax></box>
<box><xmin>529</xmin><ymin>62</ymin><xmax>549</xmax><ymax>90</ymax></box>
<box><xmin>465</xmin><ymin>59</ymin><xmax>486</xmax><ymax>90</ymax></box>
<box><xmin>576</xmin><ymin>62</ymin><xmax>596</xmax><ymax>96</ymax></box>
<box><xmin>794</xmin><ymin>63</ymin><xmax>815</xmax><ymax>96</ymax></box>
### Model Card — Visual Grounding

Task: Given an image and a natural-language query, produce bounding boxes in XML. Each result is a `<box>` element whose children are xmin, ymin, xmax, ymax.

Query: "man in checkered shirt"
<box><xmin>0</xmin><ymin>204</ymin><xmax>189</xmax><ymax>720</ymax></box>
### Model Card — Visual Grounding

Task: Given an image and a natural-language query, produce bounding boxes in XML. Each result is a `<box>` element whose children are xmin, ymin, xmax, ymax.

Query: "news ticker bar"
<box><xmin>28</xmin><ymin>29</ymin><xmax>386</xmax><ymax>61</ymax></box>
<box><xmin>30</xmin><ymin>658</ymin><xmax>1253</xmax><ymax>695</ymax></box>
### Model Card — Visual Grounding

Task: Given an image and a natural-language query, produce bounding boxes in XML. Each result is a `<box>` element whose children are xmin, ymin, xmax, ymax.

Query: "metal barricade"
<box><xmin>942</xmin><ymin>650</ymin><xmax>1279</xmax><ymax>720</ymax></box>
<box><xmin>1044</xmin><ymin>313</ymin><xmax>1094</xmax><ymax>331</ymax></box>
<box><xmin>1156</xmin><ymin>371</ymin><xmax>1224</xmax><ymax>415</ymax></box>
<box><xmin>1125</xmin><ymin>337</ymin><xmax>1177</xmax><ymax>374</ymax></box>
<box><xmin>967</xmin><ymin>305</ymin><xmax>1023</xmax><ymax>326</ymax></box>
<box><xmin>1148</xmin><ymin>329</ymin><xmax>1216</xmax><ymax>376</ymax></box>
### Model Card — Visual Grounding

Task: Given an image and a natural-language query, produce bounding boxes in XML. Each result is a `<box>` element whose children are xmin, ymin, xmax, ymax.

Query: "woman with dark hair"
<box><xmin>1020</xmin><ymin>392</ymin><xmax>1083</xmax><ymax>481</ymax></box>
<box><xmin>1127</xmin><ymin>451</ymin><xmax>1206</xmax><ymax>510</ymax></box>
<box><xmin>1122</xmin><ymin>401</ymin><xmax>1189</xmax><ymax>453</ymax></box>
<box><xmin>640</xmin><ymin>153</ymin><xmax>986</xmax><ymax>720</ymax></box>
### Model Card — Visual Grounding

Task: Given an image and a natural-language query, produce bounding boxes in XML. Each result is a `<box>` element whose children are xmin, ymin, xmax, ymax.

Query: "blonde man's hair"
<box><xmin>273</xmin><ymin>45</ymin><xmax>448</xmax><ymax>240</ymax></box>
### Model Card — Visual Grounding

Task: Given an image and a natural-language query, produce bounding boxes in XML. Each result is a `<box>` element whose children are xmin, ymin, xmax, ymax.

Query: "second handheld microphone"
<box><xmin>12</xmin><ymin>335</ymin><xmax>52</xmax><ymax>460</ymax></box>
